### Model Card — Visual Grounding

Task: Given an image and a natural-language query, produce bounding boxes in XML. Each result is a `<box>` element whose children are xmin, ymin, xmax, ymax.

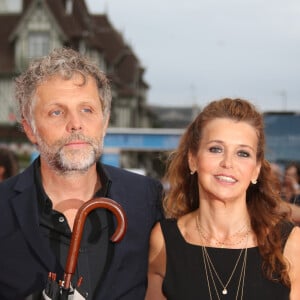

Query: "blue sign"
<box><xmin>101</xmin><ymin>152</ymin><xmax>120</xmax><ymax>167</ymax></box>
<box><xmin>104</xmin><ymin>132</ymin><xmax>181</xmax><ymax>150</ymax></box>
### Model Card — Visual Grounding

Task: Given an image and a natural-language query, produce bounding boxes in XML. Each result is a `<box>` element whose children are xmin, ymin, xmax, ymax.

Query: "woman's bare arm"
<box><xmin>145</xmin><ymin>222</ymin><xmax>167</xmax><ymax>300</ymax></box>
<box><xmin>284</xmin><ymin>226</ymin><xmax>300</xmax><ymax>300</ymax></box>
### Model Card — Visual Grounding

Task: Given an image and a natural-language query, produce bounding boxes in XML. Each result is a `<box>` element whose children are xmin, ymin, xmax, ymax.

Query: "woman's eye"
<box><xmin>238</xmin><ymin>151</ymin><xmax>250</xmax><ymax>157</ymax></box>
<box><xmin>209</xmin><ymin>146</ymin><xmax>222</xmax><ymax>153</ymax></box>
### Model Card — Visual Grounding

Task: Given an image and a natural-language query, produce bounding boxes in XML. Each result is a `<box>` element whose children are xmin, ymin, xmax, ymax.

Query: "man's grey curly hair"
<box><xmin>15</xmin><ymin>47</ymin><xmax>112</xmax><ymax>127</ymax></box>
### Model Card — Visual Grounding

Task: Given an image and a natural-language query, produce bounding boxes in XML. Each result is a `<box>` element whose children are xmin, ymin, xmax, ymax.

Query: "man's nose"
<box><xmin>66</xmin><ymin>112</ymin><xmax>82</xmax><ymax>133</ymax></box>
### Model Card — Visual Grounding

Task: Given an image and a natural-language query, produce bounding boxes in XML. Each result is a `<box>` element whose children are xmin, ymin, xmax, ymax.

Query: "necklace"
<box><xmin>202</xmin><ymin>246</ymin><xmax>247</xmax><ymax>299</ymax></box>
<box><xmin>196</xmin><ymin>216</ymin><xmax>248</xmax><ymax>299</ymax></box>
<box><xmin>196</xmin><ymin>215</ymin><xmax>250</xmax><ymax>248</ymax></box>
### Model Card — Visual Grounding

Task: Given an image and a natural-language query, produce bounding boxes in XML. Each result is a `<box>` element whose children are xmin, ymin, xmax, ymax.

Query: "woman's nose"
<box><xmin>220</xmin><ymin>154</ymin><xmax>233</xmax><ymax>169</ymax></box>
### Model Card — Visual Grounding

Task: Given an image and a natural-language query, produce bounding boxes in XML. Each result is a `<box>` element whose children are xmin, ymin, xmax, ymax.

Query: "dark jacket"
<box><xmin>0</xmin><ymin>161</ymin><xmax>163</xmax><ymax>299</ymax></box>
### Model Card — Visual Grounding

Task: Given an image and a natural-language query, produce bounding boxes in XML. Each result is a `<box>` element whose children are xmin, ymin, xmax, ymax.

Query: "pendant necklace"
<box><xmin>202</xmin><ymin>245</ymin><xmax>247</xmax><ymax>296</ymax></box>
<box><xmin>196</xmin><ymin>215</ymin><xmax>249</xmax><ymax>299</ymax></box>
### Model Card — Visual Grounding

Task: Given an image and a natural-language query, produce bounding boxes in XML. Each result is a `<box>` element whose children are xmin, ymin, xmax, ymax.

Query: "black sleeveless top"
<box><xmin>161</xmin><ymin>219</ymin><xmax>293</xmax><ymax>300</ymax></box>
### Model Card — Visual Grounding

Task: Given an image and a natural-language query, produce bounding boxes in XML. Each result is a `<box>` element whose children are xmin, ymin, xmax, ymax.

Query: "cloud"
<box><xmin>86</xmin><ymin>0</ymin><xmax>300</xmax><ymax>111</ymax></box>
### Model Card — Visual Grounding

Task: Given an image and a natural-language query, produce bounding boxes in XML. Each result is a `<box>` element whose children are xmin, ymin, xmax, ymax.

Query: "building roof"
<box><xmin>0</xmin><ymin>0</ymin><xmax>147</xmax><ymax>96</ymax></box>
<box><xmin>0</xmin><ymin>14</ymin><xmax>21</xmax><ymax>74</ymax></box>
<box><xmin>149</xmin><ymin>105</ymin><xmax>201</xmax><ymax>128</ymax></box>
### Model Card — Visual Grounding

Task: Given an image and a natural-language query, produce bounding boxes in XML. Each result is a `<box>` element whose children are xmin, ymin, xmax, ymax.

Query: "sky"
<box><xmin>6</xmin><ymin>0</ymin><xmax>298</xmax><ymax>112</ymax></box>
<box><xmin>85</xmin><ymin>0</ymin><xmax>300</xmax><ymax>112</ymax></box>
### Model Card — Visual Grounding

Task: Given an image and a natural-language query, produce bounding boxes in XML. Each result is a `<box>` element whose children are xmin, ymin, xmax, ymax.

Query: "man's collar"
<box><xmin>33</xmin><ymin>158</ymin><xmax>112</xmax><ymax>213</ymax></box>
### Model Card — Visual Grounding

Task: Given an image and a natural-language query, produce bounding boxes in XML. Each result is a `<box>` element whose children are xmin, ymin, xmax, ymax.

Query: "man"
<box><xmin>0</xmin><ymin>48</ymin><xmax>163</xmax><ymax>299</ymax></box>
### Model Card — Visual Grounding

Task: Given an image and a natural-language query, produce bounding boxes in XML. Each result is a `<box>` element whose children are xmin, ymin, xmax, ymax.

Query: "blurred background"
<box><xmin>0</xmin><ymin>0</ymin><xmax>299</xmax><ymax>179</ymax></box>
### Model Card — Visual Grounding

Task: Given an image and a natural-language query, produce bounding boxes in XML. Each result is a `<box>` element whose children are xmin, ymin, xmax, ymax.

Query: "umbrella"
<box><xmin>42</xmin><ymin>197</ymin><xmax>127</xmax><ymax>299</ymax></box>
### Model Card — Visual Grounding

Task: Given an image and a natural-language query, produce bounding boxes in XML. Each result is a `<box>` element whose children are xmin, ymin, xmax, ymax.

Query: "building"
<box><xmin>0</xmin><ymin>0</ymin><xmax>151</xmax><ymax>127</ymax></box>
<box><xmin>264</xmin><ymin>112</ymin><xmax>300</xmax><ymax>164</ymax></box>
<box><xmin>0</xmin><ymin>2</ymin><xmax>299</xmax><ymax>175</ymax></box>
<box><xmin>149</xmin><ymin>104</ymin><xmax>201</xmax><ymax>129</ymax></box>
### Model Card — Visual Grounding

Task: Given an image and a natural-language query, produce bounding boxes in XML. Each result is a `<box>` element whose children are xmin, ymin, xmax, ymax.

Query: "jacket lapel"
<box><xmin>11</xmin><ymin>169</ymin><xmax>57</xmax><ymax>273</ymax></box>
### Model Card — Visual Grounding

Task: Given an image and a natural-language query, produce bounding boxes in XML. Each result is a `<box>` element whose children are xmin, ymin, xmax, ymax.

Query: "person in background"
<box><xmin>279</xmin><ymin>162</ymin><xmax>300</xmax><ymax>225</ymax></box>
<box><xmin>0</xmin><ymin>147</ymin><xmax>19</xmax><ymax>181</ymax></box>
<box><xmin>282</xmin><ymin>162</ymin><xmax>300</xmax><ymax>205</ymax></box>
<box><xmin>270</xmin><ymin>162</ymin><xmax>283</xmax><ymax>189</ymax></box>
<box><xmin>145</xmin><ymin>98</ymin><xmax>300</xmax><ymax>300</ymax></box>
<box><xmin>0</xmin><ymin>48</ymin><xmax>163</xmax><ymax>299</ymax></box>
<box><xmin>269</xmin><ymin>162</ymin><xmax>300</xmax><ymax>226</ymax></box>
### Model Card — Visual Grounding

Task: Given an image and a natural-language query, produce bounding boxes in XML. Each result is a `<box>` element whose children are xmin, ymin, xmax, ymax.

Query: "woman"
<box><xmin>145</xmin><ymin>98</ymin><xmax>300</xmax><ymax>300</ymax></box>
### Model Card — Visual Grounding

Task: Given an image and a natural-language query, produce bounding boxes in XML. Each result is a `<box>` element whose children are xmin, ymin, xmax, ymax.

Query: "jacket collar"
<box><xmin>10</xmin><ymin>161</ymin><xmax>59</xmax><ymax>272</ymax></box>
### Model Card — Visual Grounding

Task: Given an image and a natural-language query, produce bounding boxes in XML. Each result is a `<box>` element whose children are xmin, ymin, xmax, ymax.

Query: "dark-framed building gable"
<box><xmin>9</xmin><ymin>0</ymin><xmax>66</xmax><ymax>72</ymax></box>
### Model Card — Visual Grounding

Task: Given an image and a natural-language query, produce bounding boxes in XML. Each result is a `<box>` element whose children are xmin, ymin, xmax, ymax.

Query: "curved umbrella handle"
<box><xmin>63</xmin><ymin>197</ymin><xmax>127</xmax><ymax>289</ymax></box>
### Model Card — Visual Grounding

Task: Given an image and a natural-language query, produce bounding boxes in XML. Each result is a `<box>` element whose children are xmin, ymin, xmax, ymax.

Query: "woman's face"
<box><xmin>188</xmin><ymin>118</ymin><xmax>261</xmax><ymax>203</ymax></box>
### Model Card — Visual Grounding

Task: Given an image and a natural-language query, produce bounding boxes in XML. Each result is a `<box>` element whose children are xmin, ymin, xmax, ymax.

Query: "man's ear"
<box><xmin>22</xmin><ymin>119</ymin><xmax>37</xmax><ymax>144</ymax></box>
<box><xmin>102</xmin><ymin>114</ymin><xmax>110</xmax><ymax>137</ymax></box>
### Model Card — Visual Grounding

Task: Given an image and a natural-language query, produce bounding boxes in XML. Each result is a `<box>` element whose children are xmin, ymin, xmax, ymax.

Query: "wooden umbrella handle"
<box><xmin>63</xmin><ymin>197</ymin><xmax>127</xmax><ymax>289</ymax></box>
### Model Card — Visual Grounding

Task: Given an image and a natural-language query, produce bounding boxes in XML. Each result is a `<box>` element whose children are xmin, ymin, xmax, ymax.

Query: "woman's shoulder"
<box><xmin>150</xmin><ymin>222</ymin><xmax>165</xmax><ymax>245</ymax></box>
<box><xmin>285</xmin><ymin>225</ymin><xmax>300</xmax><ymax>246</ymax></box>
<box><xmin>284</xmin><ymin>226</ymin><xmax>300</xmax><ymax>298</ymax></box>
<box><xmin>282</xmin><ymin>224</ymin><xmax>300</xmax><ymax>263</ymax></box>
<box><xmin>160</xmin><ymin>218</ymin><xmax>177</xmax><ymax>226</ymax></box>
<box><xmin>160</xmin><ymin>214</ymin><xmax>194</xmax><ymax>232</ymax></box>
<box><xmin>277</xmin><ymin>220</ymin><xmax>295</xmax><ymax>244</ymax></box>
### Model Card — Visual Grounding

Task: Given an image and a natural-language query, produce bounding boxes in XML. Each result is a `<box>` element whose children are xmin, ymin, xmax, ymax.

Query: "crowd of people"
<box><xmin>0</xmin><ymin>48</ymin><xmax>299</xmax><ymax>300</ymax></box>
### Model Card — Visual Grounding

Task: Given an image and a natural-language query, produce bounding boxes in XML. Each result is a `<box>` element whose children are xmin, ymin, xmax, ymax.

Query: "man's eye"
<box><xmin>50</xmin><ymin>110</ymin><xmax>62</xmax><ymax>116</ymax></box>
<box><xmin>209</xmin><ymin>146</ymin><xmax>222</xmax><ymax>153</ymax></box>
<box><xmin>82</xmin><ymin>108</ymin><xmax>92</xmax><ymax>113</ymax></box>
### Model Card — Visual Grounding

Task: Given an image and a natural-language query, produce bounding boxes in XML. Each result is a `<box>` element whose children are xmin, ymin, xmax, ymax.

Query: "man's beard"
<box><xmin>36</xmin><ymin>132</ymin><xmax>104</xmax><ymax>174</ymax></box>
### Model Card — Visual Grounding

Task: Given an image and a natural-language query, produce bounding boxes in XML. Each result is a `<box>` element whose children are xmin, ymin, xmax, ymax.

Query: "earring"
<box><xmin>251</xmin><ymin>179</ymin><xmax>257</xmax><ymax>184</ymax></box>
<box><xmin>190</xmin><ymin>170</ymin><xmax>195</xmax><ymax>175</ymax></box>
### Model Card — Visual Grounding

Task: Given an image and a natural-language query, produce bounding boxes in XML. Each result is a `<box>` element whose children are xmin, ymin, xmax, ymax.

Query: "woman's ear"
<box><xmin>253</xmin><ymin>161</ymin><xmax>262</xmax><ymax>182</ymax></box>
<box><xmin>188</xmin><ymin>151</ymin><xmax>196</xmax><ymax>173</ymax></box>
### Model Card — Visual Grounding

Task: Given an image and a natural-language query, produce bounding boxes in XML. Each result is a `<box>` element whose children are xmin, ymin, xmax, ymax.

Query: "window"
<box><xmin>28</xmin><ymin>32</ymin><xmax>50</xmax><ymax>58</ymax></box>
